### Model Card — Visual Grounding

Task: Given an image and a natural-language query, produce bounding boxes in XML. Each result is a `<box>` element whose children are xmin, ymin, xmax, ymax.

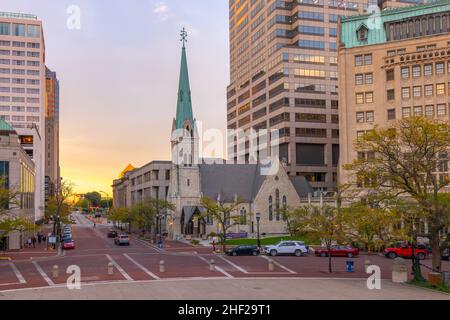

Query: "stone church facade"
<box><xmin>113</xmin><ymin>43</ymin><xmax>315</xmax><ymax>240</ymax></box>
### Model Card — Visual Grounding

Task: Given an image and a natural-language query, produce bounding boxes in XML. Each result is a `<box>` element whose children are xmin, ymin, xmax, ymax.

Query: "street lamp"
<box><xmin>256</xmin><ymin>212</ymin><xmax>261</xmax><ymax>249</ymax></box>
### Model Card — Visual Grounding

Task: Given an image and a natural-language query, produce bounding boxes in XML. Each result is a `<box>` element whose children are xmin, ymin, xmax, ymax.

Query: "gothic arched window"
<box><xmin>269</xmin><ymin>196</ymin><xmax>273</xmax><ymax>221</ymax></box>
<box><xmin>275</xmin><ymin>189</ymin><xmax>280</xmax><ymax>221</ymax></box>
<box><xmin>282</xmin><ymin>196</ymin><xmax>287</xmax><ymax>221</ymax></box>
<box><xmin>240</xmin><ymin>208</ymin><xmax>247</xmax><ymax>225</ymax></box>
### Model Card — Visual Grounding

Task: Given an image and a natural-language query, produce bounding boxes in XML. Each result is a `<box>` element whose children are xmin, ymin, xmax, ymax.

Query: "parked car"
<box><xmin>442</xmin><ymin>248</ymin><xmax>450</xmax><ymax>261</ymax></box>
<box><xmin>114</xmin><ymin>234</ymin><xmax>130</xmax><ymax>246</ymax></box>
<box><xmin>265</xmin><ymin>241</ymin><xmax>308</xmax><ymax>257</ymax></box>
<box><xmin>226</xmin><ymin>245</ymin><xmax>260</xmax><ymax>256</ymax></box>
<box><xmin>107</xmin><ymin>230</ymin><xmax>118</xmax><ymax>238</ymax></box>
<box><xmin>315</xmin><ymin>245</ymin><xmax>359</xmax><ymax>258</ymax></box>
<box><xmin>94</xmin><ymin>212</ymin><xmax>102</xmax><ymax>218</ymax></box>
<box><xmin>384</xmin><ymin>243</ymin><xmax>428</xmax><ymax>260</ymax></box>
<box><xmin>62</xmin><ymin>239</ymin><xmax>75</xmax><ymax>250</ymax></box>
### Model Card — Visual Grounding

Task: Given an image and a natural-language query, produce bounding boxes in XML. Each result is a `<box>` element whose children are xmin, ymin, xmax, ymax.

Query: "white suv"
<box><xmin>265</xmin><ymin>241</ymin><xmax>309</xmax><ymax>257</ymax></box>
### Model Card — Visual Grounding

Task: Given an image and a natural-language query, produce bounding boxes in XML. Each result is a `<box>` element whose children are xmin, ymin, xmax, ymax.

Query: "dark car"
<box><xmin>107</xmin><ymin>230</ymin><xmax>118</xmax><ymax>238</ymax></box>
<box><xmin>226</xmin><ymin>245</ymin><xmax>260</xmax><ymax>256</ymax></box>
<box><xmin>443</xmin><ymin>248</ymin><xmax>450</xmax><ymax>261</ymax></box>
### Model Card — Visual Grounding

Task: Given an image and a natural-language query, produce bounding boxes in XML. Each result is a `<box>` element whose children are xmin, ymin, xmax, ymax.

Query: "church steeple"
<box><xmin>175</xmin><ymin>28</ymin><xmax>195</xmax><ymax>130</ymax></box>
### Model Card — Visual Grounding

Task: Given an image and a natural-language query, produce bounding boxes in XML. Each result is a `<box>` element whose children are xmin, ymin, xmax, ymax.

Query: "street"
<box><xmin>0</xmin><ymin>213</ymin><xmax>449</xmax><ymax>299</ymax></box>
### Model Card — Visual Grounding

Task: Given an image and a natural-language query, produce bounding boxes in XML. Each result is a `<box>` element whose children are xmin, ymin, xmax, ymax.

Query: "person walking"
<box><xmin>212</xmin><ymin>239</ymin><xmax>216</xmax><ymax>253</ymax></box>
<box><xmin>27</xmin><ymin>237</ymin><xmax>32</xmax><ymax>248</ymax></box>
<box><xmin>32</xmin><ymin>236</ymin><xmax>36</xmax><ymax>248</ymax></box>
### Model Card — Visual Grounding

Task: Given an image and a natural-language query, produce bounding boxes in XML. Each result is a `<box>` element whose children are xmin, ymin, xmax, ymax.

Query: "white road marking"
<box><xmin>260</xmin><ymin>255</ymin><xmax>297</xmax><ymax>274</ymax></box>
<box><xmin>217</xmin><ymin>255</ymin><xmax>248</xmax><ymax>274</ymax></box>
<box><xmin>9</xmin><ymin>263</ymin><xmax>26</xmax><ymax>284</ymax></box>
<box><xmin>32</xmin><ymin>261</ymin><xmax>54</xmax><ymax>286</ymax></box>
<box><xmin>196</xmin><ymin>255</ymin><xmax>234</xmax><ymax>279</ymax></box>
<box><xmin>105</xmin><ymin>254</ymin><xmax>133</xmax><ymax>281</ymax></box>
<box><xmin>123</xmin><ymin>253</ymin><xmax>160</xmax><ymax>280</ymax></box>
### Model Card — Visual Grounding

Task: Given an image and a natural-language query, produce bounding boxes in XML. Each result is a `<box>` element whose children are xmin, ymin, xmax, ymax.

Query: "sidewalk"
<box><xmin>1</xmin><ymin>278</ymin><xmax>448</xmax><ymax>300</ymax></box>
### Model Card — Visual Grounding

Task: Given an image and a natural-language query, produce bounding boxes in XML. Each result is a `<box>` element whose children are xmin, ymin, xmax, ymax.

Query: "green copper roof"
<box><xmin>175</xmin><ymin>46</ymin><xmax>195</xmax><ymax>130</ymax></box>
<box><xmin>0</xmin><ymin>118</ymin><xmax>14</xmax><ymax>132</ymax></box>
<box><xmin>340</xmin><ymin>0</ymin><xmax>450</xmax><ymax>48</ymax></box>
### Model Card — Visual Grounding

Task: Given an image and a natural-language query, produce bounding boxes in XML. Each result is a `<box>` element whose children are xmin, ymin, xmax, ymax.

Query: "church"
<box><xmin>113</xmin><ymin>39</ymin><xmax>314</xmax><ymax>241</ymax></box>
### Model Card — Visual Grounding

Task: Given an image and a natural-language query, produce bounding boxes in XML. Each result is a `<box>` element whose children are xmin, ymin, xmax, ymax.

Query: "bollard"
<box><xmin>209</xmin><ymin>259</ymin><xmax>216</xmax><ymax>272</ymax></box>
<box><xmin>108</xmin><ymin>262</ymin><xmax>114</xmax><ymax>275</ymax></box>
<box><xmin>268</xmin><ymin>259</ymin><xmax>275</xmax><ymax>272</ymax></box>
<box><xmin>160</xmin><ymin>260</ymin><xmax>165</xmax><ymax>273</ymax></box>
<box><xmin>364</xmin><ymin>259</ymin><xmax>371</xmax><ymax>272</ymax></box>
<box><xmin>392</xmin><ymin>257</ymin><xmax>407</xmax><ymax>283</ymax></box>
<box><xmin>52</xmin><ymin>265</ymin><xmax>59</xmax><ymax>278</ymax></box>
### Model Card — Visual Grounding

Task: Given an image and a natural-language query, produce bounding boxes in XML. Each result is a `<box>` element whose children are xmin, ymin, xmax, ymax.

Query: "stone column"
<box><xmin>392</xmin><ymin>257</ymin><xmax>408</xmax><ymax>283</ymax></box>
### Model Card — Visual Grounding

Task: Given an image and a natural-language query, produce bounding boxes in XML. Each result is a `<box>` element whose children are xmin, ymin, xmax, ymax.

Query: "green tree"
<box><xmin>45</xmin><ymin>180</ymin><xmax>74</xmax><ymax>236</ymax></box>
<box><xmin>129</xmin><ymin>198</ymin><xmax>175</xmax><ymax>238</ymax></box>
<box><xmin>290</xmin><ymin>204</ymin><xmax>345</xmax><ymax>273</ymax></box>
<box><xmin>0</xmin><ymin>179</ymin><xmax>34</xmax><ymax>245</ymax></box>
<box><xmin>84</xmin><ymin>192</ymin><xmax>102</xmax><ymax>209</ymax></box>
<box><xmin>345</xmin><ymin>117</ymin><xmax>450</xmax><ymax>275</ymax></box>
<box><xmin>199</xmin><ymin>196</ymin><xmax>245</xmax><ymax>252</ymax></box>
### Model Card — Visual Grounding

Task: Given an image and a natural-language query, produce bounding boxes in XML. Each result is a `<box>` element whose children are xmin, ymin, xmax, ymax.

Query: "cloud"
<box><xmin>153</xmin><ymin>1</ymin><xmax>170</xmax><ymax>22</ymax></box>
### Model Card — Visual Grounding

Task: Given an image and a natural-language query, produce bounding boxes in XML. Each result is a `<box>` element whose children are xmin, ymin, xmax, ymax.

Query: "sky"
<box><xmin>0</xmin><ymin>0</ymin><xmax>230</xmax><ymax>195</ymax></box>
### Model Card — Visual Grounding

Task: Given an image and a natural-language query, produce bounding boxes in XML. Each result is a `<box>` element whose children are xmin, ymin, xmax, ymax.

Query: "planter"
<box><xmin>428</xmin><ymin>272</ymin><xmax>442</xmax><ymax>286</ymax></box>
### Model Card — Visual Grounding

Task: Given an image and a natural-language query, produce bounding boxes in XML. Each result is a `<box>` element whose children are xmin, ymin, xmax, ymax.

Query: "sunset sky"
<box><xmin>0</xmin><ymin>0</ymin><xmax>230</xmax><ymax>195</ymax></box>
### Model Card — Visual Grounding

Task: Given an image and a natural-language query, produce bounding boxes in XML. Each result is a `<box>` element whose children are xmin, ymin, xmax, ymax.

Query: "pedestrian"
<box><xmin>93</xmin><ymin>222</ymin><xmax>96</xmax><ymax>228</ymax></box>
<box><xmin>212</xmin><ymin>239</ymin><xmax>216</xmax><ymax>253</ymax></box>
<box><xmin>27</xmin><ymin>237</ymin><xmax>32</xmax><ymax>248</ymax></box>
<box><xmin>32</xmin><ymin>236</ymin><xmax>36</xmax><ymax>248</ymax></box>
<box><xmin>37</xmin><ymin>233</ymin><xmax>42</xmax><ymax>244</ymax></box>
<box><xmin>42</xmin><ymin>235</ymin><xmax>46</xmax><ymax>242</ymax></box>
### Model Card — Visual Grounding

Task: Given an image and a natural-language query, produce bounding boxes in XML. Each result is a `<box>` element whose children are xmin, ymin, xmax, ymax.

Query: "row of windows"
<box><xmin>0</xmin><ymin>96</ymin><xmax>40</xmax><ymax>103</ymax></box>
<box><xmin>401</xmin><ymin>83</ymin><xmax>448</xmax><ymax>99</ymax></box>
<box><xmin>0</xmin><ymin>115</ymin><xmax>39</xmax><ymax>122</ymax></box>
<box><xmin>0</xmin><ymin>68</ymin><xmax>40</xmax><ymax>75</ymax></box>
<box><xmin>400</xmin><ymin>62</ymin><xmax>450</xmax><ymax>79</ymax></box>
<box><xmin>0</xmin><ymin>87</ymin><xmax>40</xmax><ymax>94</ymax></box>
<box><xmin>355</xmin><ymin>92</ymin><xmax>373</xmax><ymax>104</ymax></box>
<box><xmin>354</xmin><ymin>54</ymin><xmax>372</xmax><ymax>66</ymax></box>
<box><xmin>402</xmin><ymin>104</ymin><xmax>449</xmax><ymax>118</ymax></box>
<box><xmin>356</xmin><ymin>111</ymin><xmax>374</xmax><ymax>123</ymax></box>
<box><xmin>0</xmin><ymin>50</ymin><xmax>40</xmax><ymax>58</ymax></box>
<box><xmin>0</xmin><ymin>106</ymin><xmax>39</xmax><ymax>112</ymax></box>
<box><xmin>0</xmin><ymin>40</ymin><xmax>40</xmax><ymax>48</ymax></box>
<box><xmin>355</xmin><ymin>73</ymin><xmax>373</xmax><ymax>85</ymax></box>
<box><xmin>0</xmin><ymin>22</ymin><xmax>40</xmax><ymax>38</ymax></box>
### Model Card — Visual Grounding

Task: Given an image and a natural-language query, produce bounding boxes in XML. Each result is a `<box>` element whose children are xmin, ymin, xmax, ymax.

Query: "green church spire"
<box><xmin>175</xmin><ymin>28</ymin><xmax>195</xmax><ymax>130</ymax></box>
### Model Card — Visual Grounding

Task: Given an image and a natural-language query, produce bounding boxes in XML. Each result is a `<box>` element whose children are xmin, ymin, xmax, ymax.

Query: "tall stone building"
<box><xmin>338</xmin><ymin>0</ymin><xmax>450</xmax><ymax>185</ymax></box>
<box><xmin>0</xmin><ymin>12</ymin><xmax>46</xmax><ymax>222</ymax></box>
<box><xmin>44</xmin><ymin>67</ymin><xmax>60</xmax><ymax>201</ymax></box>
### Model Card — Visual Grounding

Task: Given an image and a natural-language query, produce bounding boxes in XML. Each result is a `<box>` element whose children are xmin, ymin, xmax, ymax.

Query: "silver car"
<box><xmin>114</xmin><ymin>234</ymin><xmax>130</xmax><ymax>246</ymax></box>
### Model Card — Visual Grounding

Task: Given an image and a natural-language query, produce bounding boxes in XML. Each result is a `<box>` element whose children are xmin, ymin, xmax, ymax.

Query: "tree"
<box><xmin>343</xmin><ymin>200</ymin><xmax>402</xmax><ymax>254</ymax></box>
<box><xmin>290</xmin><ymin>205</ymin><xmax>345</xmax><ymax>273</ymax></box>
<box><xmin>345</xmin><ymin>117</ymin><xmax>450</xmax><ymax>274</ymax></box>
<box><xmin>108</xmin><ymin>207</ymin><xmax>129</xmax><ymax>230</ymax></box>
<box><xmin>45</xmin><ymin>180</ymin><xmax>74</xmax><ymax>236</ymax></box>
<box><xmin>0</xmin><ymin>179</ymin><xmax>34</xmax><ymax>245</ymax></box>
<box><xmin>84</xmin><ymin>192</ymin><xmax>102</xmax><ymax>209</ymax></box>
<box><xmin>199</xmin><ymin>196</ymin><xmax>245</xmax><ymax>252</ymax></box>
<box><xmin>129</xmin><ymin>198</ymin><xmax>175</xmax><ymax>238</ymax></box>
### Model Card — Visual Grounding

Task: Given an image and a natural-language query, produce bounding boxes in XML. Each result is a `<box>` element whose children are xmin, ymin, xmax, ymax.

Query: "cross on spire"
<box><xmin>180</xmin><ymin>27</ymin><xmax>188</xmax><ymax>48</ymax></box>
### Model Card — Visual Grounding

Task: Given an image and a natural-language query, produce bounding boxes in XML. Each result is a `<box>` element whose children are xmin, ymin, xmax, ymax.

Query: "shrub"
<box><xmin>190</xmin><ymin>239</ymin><xmax>200</xmax><ymax>246</ymax></box>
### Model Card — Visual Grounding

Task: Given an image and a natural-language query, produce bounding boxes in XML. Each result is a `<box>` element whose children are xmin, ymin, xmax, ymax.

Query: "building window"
<box><xmin>355</xmin><ymin>74</ymin><xmax>363</xmax><ymax>85</ymax></box>
<box><xmin>240</xmin><ymin>208</ymin><xmax>247</xmax><ymax>225</ymax></box>
<box><xmin>275</xmin><ymin>189</ymin><xmax>280</xmax><ymax>221</ymax></box>
<box><xmin>365</xmin><ymin>92</ymin><xmax>374</xmax><ymax>103</ymax></box>
<box><xmin>424</xmin><ymin>64</ymin><xmax>433</xmax><ymax>76</ymax></box>
<box><xmin>402</xmin><ymin>87</ymin><xmax>410</xmax><ymax>99</ymax></box>
<box><xmin>12</xmin><ymin>24</ymin><xmax>25</xmax><ymax>37</ymax></box>
<box><xmin>364</xmin><ymin>54</ymin><xmax>372</xmax><ymax>65</ymax></box>
<box><xmin>402</xmin><ymin>107</ymin><xmax>411</xmax><ymax>118</ymax></box>
<box><xmin>357</xmin><ymin>25</ymin><xmax>368</xmax><ymax>42</ymax></box>
<box><xmin>366</xmin><ymin>111</ymin><xmax>374</xmax><ymax>123</ymax></box>
<box><xmin>425</xmin><ymin>105</ymin><xmax>434</xmax><ymax>118</ymax></box>
<box><xmin>355</xmin><ymin>55</ymin><xmax>362</xmax><ymax>66</ymax></box>
<box><xmin>268</xmin><ymin>196</ymin><xmax>273</xmax><ymax>221</ymax></box>
<box><xmin>0</xmin><ymin>23</ymin><xmax>10</xmax><ymax>36</ymax></box>
<box><xmin>413</xmin><ymin>106</ymin><xmax>423</xmax><ymax>116</ymax></box>
<box><xmin>282</xmin><ymin>196</ymin><xmax>287</xmax><ymax>221</ymax></box>
<box><xmin>387</xmin><ymin>109</ymin><xmax>396</xmax><ymax>120</ymax></box>
<box><xmin>424</xmin><ymin>84</ymin><xmax>433</xmax><ymax>96</ymax></box>
<box><xmin>401</xmin><ymin>67</ymin><xmax>410</xmax><ymax>79</ymax></box>
<box><xmin>356</xmin><ymin>93</ymin><xmax>364</xmax><ymax>104</ymax></box>
<box><xmin>387</xmin><ymin>89</ymin><xmax>395</xmax><ymax>101</ymax></box>
<box><xmin>27</xmin><ymin>25</ymin><xmax>40</xmax><ymax>38</ymax></box>
<box><xmin>365</xmin><ymin>73</ymin><xmax>373</xmax><ymax>84</ymax></box>
<box><xmin>413</xmin><ymin>86</ymin><xmax>421</xmax><ymax>97</ymax></box>
<box><xmin>437</xmin><ymin>104</ymin><xmax>446</xmax><ymax>117</ymax></box>
<box><xmin>436</xmin><ymin>62</ymin><xmax>445</xmax><ymax>75</ymax></box>
<box><xmin>412</xmin><ymin>65</ymin><xmax>421</xmax><ymax>78</ymax></box>
<box><xmin>386</xmin><ymin>69</ymin><xmax>394</xmax><ymax>81</ymax></box>
<box><xmin>356</xmin><ymin>112</ymin><xmax>365</xmax><ymax>123</ymax></box>
<box><xmin>436</xmin><ymin>83</ymin><xmax>445</xmax><ymax>95</ymax></box>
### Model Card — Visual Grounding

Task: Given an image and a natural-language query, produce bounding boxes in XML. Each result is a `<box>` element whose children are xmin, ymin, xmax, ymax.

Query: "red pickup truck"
<box><xmin>384</xmin><ymin>243</ymin><xmax>428</xmax><ymax>260</ymax></box>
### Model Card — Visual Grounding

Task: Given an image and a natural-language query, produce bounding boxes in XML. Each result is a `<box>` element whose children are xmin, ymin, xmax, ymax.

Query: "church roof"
<box><xmin>289</xmin><ymin>176</ymin><xmax>314</xmax><ymax>198</ymax></box>
<box><xmin>199</xmin><ymin>164</ymin><xmax>263</xmax><ymax>202</ymax></box>
<box><xmin>175</xmin><ymin>46</ymin><xmax>195</xmax><ymax>129</ymax></box>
